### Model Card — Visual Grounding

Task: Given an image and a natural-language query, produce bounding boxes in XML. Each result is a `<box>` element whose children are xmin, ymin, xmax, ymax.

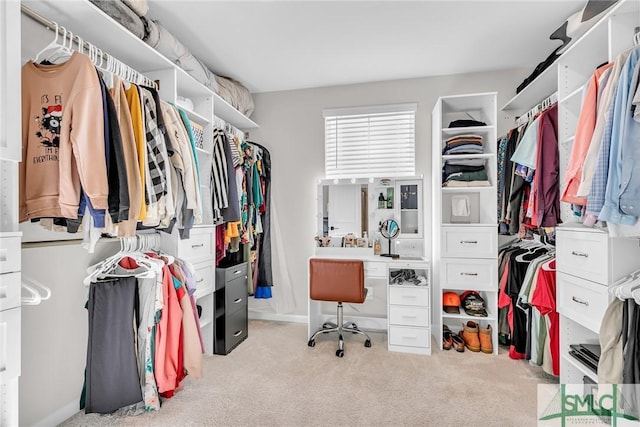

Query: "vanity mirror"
<box><xmin>319</xmin><ymin>181</ymin><xmax>369</xmax><ymax>238</ymax></box>
<box><xmin>316</xmin><ymin>176</ymin><xmax>424</xmax><ymax>247</ymax></box>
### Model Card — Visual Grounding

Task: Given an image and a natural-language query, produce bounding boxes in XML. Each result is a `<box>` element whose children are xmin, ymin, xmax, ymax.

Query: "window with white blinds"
<box><xmin>323</xmin><ymin>103</ymin><xmax>417</xmax><ymax>178</ymax></box>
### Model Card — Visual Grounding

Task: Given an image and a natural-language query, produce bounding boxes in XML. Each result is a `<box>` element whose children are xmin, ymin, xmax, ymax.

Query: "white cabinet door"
<box><xmin>395</xmin><ymin>179</ymin><xmax>423</xmax><ymax>238</ymax></box>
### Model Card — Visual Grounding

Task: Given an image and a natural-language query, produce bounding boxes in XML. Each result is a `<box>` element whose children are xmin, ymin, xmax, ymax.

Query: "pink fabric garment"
<box><xmin>561</xmin><ymin>63</ymin><xmax>613</xmax><ymax>205</ymax></box>
<box><xmin>151</xmin><ymin>255</ymin><xmax>182</xmax><ymax>394</ymax></box>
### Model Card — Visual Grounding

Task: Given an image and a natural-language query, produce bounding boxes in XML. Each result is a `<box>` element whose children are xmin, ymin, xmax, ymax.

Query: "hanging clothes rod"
<box><xmin>20</xmin><ymin>4</ymin><xmax>157</xmax><ymax>89</ymax></box>
<box><xmin>516</xmin><ymin>92</ymin><xmax>558</xmax><ymax>127</ymax></box>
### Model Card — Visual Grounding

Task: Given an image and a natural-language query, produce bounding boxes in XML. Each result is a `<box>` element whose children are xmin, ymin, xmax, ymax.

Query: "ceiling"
<box><xmin>146</xmin><ymin>1</ymin><xmax>586</xmax><ymax>93</ymax></box>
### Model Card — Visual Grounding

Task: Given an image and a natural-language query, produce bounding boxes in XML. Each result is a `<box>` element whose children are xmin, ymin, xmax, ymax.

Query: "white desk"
<box><xmin>308</xmin><ymin>250</ymin><xmax>431</xmax><ymax>355</ymax></box>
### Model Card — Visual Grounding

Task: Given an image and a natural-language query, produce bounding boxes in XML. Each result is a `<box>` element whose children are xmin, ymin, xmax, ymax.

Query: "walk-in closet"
<box><xmin>3</xmin><ymin>0</ymin><xmax>640</xmax><ymax>425</ymax></box>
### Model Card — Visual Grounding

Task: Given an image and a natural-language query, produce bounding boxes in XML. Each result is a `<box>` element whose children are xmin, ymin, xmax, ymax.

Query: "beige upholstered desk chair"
<box><xmin>307</xmin><ymin>258</ymin><xmax>372</xmax><ymax>357</ymax></box>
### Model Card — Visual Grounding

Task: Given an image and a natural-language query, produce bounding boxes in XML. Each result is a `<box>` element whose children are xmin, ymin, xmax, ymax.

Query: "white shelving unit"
<box><xmin>432</xmin><ymin>92</ymin><xmax>498</xmax><ymax>354</ymax></box>
<box><xmin>501</xmin><ymin>0</ymin><xmax>640</xmax><ymax>383</ymax></box>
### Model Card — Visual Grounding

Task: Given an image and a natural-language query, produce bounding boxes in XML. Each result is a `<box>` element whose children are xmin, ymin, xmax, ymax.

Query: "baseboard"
<box><xmin>248</xmin><ymin>311</ymin><xmax>307</xmax><ymax>324</ymax></box>
<box><xmin>31</xmin><ymin>400</ymin><xmax>79</xmax><ymax>427</ymax></box>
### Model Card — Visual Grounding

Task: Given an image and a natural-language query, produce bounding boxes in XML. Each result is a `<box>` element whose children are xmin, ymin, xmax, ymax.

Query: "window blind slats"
<box><xmin>324</xmin><ymin>109</ymin><xmax>415</xmax><ymax>178</ymax></box>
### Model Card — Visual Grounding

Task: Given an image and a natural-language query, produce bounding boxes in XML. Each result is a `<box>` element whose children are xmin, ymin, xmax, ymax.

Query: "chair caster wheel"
<box><xmin>336</xmin><ymin>349</ymin><xmax>344</xmax><ymax>358</ymax></box>
<box><xmin>308</xmin><ymin>339</ymin><xmax>315</xmax><ymax>347</ymax></box>
<box><xmin>364</xmin><ymin>339</ymin><xmax>372</xmax><ymax>348</ymax></box>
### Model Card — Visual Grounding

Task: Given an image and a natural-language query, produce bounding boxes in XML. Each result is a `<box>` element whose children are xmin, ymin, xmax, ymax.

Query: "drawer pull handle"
<box><xmin>460</xmin><ymin>272</ymin><xmax>478</xmax><ymax>277</ymax></box>
<box><xmin>460</xmin><ymin>240</ymin><xmax>478</xmax><ymax>244</ymax></box>
<box><xmin>0</xmin><ymin>249</ymin><xmax>6</xmax><ymax>262</ymax></box>
<box><xmin>402</xmin><ymin>295</ymin><xmax>417</xmax><ymax>299</ymax></box>
<box><xmin>192</xmin><ymin>243</ymin><xmax>204</xmax><ymax>249</ymax></box>
<box><xmin>196</xmin><ymin>278</ymin><xmax>204</xmax><ymax>283</ymax></box>
<box><xmin>233</xmin><ymin>330</ymin><xmax>243</xmax><ymax>337</ymax></box>
<box><xmin>402</xmin><ymin>335</ymin><xmax>417</xmax><ymax>340</ymax></box>
<box><xmin>233</xmin><ymin>298</ymin><xmax>243</xmax><ymax>304</ymax></box>
<box><xmin>572</xmin><ymin>296</ymin><xmax>589</xmax><ymax>306</ymax></box>
<box><xmin>402</xmin><ymin>315</ymin><xmax>417</xmax><ymax>319</ymax></box>
<box><xmin>233</xmin><ymin>270</ymin><xmax>242</xmax><ymax>275</ymax></box>
<box><xmin>571</xmin><ymin>251</ymin><xmax>589</xmax><ymax>258</ymax></box>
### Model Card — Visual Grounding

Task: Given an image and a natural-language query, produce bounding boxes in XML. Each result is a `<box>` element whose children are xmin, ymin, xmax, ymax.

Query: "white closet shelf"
<box><xmin>441</xmin><ymin>312</ymin><xmax>497</xmax><ymax>322</ymax></box>
<box><xmin>441</xmin><ymin>186</ymin><xmax>496</xmax><ymax>192</ymax></box>
<box><xmin>442</xmin><ymin>154</ymin><xmax>495</xmax><ymax>161</ymax></box>
<box><xmin>214</xmin><ymin>94</ymin><xmax>258</xmax><ymax>130</ymax></box>
<box><xmin>199</xmin><ymin>317</ymin><xmax>213</xmax><ymax>329</ymax></box>
<box><xmin>441</xmin><ymin>125</ymin><xmax>495</xmax><ymax>135</ymax></box>
<box><xmin>182</xmin><ymin>107</ymin><xmax>211</xmax><ymax>126</ymax></box>
<box><xmin>175</xmin><ymin>66</ymin><xmax>214</xmax><ymax>99</ymax></box>
<box><xmin>561</xmin><ymin>353</ymin><xmax>596</xmax><ymax>382</ymax></box>
<box><xmin>502</xmin><ymin>63</ymin><xmax>558</xmax><ymax>112</ymax></box>
<box><xmin>559</xmin><ymin>82</ymin><xmax>588</xmax><ymax>106</ymax></box>
<box><xmin>440</xmin><ymin>222</ymin><xmax>497</xmax><ymax>227</ymax></box>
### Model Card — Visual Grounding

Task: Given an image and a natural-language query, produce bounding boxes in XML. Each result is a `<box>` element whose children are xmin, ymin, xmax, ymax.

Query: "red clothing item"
<box><xmin>531</xmin><ymin>259</ymin><xmax>558</xmax><ymax>376</ymax></box>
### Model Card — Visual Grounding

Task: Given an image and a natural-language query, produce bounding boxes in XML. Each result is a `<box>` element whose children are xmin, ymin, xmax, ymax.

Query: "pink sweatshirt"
<box><xmin>20</xmin><ymin>51</ymin><xmax>108</xmax><ymax>221</ymax></box>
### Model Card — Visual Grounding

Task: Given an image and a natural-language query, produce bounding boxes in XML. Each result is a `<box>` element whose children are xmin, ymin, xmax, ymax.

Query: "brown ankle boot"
<box><xmin>461</xmin><ymin>321</ymin><xmax>480</xmax><ymax>352</ymax></box>
<box><xmin>479</xmin><ymin>324</ymin><xmax>493</xmax><ymax>354</ymax></box>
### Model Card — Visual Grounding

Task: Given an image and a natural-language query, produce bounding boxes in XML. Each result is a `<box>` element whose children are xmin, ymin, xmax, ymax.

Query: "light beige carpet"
<box><xmin>61</xmin><ymin>320</ymin><xmax>556</xmax><ymax>426</ymax></box>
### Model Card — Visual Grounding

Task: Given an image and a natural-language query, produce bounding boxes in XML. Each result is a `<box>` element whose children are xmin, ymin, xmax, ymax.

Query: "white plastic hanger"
<box><xmin>33</xmin><ymin>22</ymin><xmax>62</xmax><ymax>63</ymax></box>
<box><xmin>44</xmin><ymin>26</ymin><xmax>74</xmax><ymax>64</ymax></box>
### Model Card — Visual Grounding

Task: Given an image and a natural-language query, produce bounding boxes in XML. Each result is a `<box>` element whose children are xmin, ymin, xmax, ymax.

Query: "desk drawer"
<box><xmin>558</xmin><ymin>230</ymin><xmax>608</xmax><ymax>284</ymax></box>
<box><xmin>441</xmin><ymin>227</ymin><xmax>497</xmax><ymax>259</ymax></box>
<box><xmin>226</xmin><ymin>277</ymin><xmax>248</xmax><ymax>316</ymax></box>
<box><xmin>177</xmin><ymin>228</ymin><xmax>214</xmax><ymax>262</ymax></box>
<box><xmin>0</xmin><ymin>272</ymin><xmax>20</xmax><ymax>312</ymax></box>
<box><xmin>225</xmin><ymin>309</ymin><xmax>248</xmax><ymax>351</ymax></box>
<box><xmin>364</xmin><ymin>261</ymin><xmax>386</xmax><ymax>278</ymax></box>
<box><xmin>223</xmin><ymin>263</ymin><xmax>248</xmax><ymax>283</ymax></box>
<box><xmin>193</xmin><ymin>263</ymin><xmax>214</xmax><ymax>299</ymax></box>
<box><xmin>440</xmin><ymin>259</ymin><xmax>497</xmax><ymax>291</ymax></box>
<box><xmin>557</xmin><ymin>272</ymin><xmax>609</xmax><ymax>333</ymax></box>
<box><xmin>389</xmin><ymin>325</ymin><xmax>430</xmax><ymax>348</ymax></box>
<box><xmin>389</xmin><ymin>286</ymin><xmax>429</xmax><ymax>307</ymax></box>
<box><xmin>0</xmin><ymin>236</ymin><xmax>20</xmax><ymax>274</ymax></box>
<box><xmin>0</xmin><ymin>307</ymin><xmax>20</xmax><ymax>382</ymax></box>
<box><xmin>389</xmin><ymin>306</ymin><xmax>430</xmax><ymax>327</ymax></box>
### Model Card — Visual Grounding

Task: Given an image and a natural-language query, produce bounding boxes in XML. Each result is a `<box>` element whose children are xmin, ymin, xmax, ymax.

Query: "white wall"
<box><xmin>249</xmin><ymin>68</ymin><xmax>528</xmax><ymax>317</ymax></box>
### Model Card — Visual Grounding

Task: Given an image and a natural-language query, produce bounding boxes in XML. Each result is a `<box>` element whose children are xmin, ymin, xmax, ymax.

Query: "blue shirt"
<box><xmin>598</xmin><ymin>48</ymin><xmax>640</xmax><ymax>225</ymax></box>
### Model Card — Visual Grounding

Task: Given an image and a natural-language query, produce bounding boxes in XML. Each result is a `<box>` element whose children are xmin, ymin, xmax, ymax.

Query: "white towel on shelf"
<box><xmin>451</xmin><ymin>195</ymin><xmax>470</xmax><ymax>217</ymax></box>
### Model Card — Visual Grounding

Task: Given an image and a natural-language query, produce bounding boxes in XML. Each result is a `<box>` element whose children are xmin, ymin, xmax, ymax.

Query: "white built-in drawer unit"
<box><xmin>192</xmin><ymin>262</ymin><xmax>215</xmax><ymax>299</ymax></box>
<box><xmin>0</xmin><ymin>236</ymin><xmax>20</xmax><ymax>275</ymax></box>
<box><xmin>441</xmin><ymin>226</ymin><xmax>497</xmax><ymax>259</ymax></box>
<box><xmin>389</xmin><ymin>306</ymin><xmax>429</xmax><ymax>327</ymax></box>
<box><xmin>0</xmin><ymin>307</ymin><xmax>20</xmax><ymax>383</ymax></box>
<box><xmin>177</xmin><ymin>228</ymin><xmax>215</xmax><ymax>263</ymax></box>
<box><xmin>557</xmin><ymin>272</ymin><xmax>610</xmax><ymax>334</ymax></box>
<box><xmin>388</xmin><ymin>325</ymin><xmax>431</xmax><ymax>348</ymax></box>
<box><xmin>440</xmin><ymin>258</ymin><xmax>497</xmax><ymax>291</ymax></box>
<box><xmin>389</xmin><ymin>286</ymin><xmax>429</xmax><ymax>307</ymax></box>
<box><xmin>364</xmin><ymin>261</ymin><xmax>387</xmax><ymax>278</ymax></box>
<box><xmin>557</xmin><ymin>227</ymin><xmax>640</xmax><ymax>285</ymax></box>
<box><xmin>0</xmin><ymin>272</ymin><xmax>20</xmax><ymax>312</ymax></box>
